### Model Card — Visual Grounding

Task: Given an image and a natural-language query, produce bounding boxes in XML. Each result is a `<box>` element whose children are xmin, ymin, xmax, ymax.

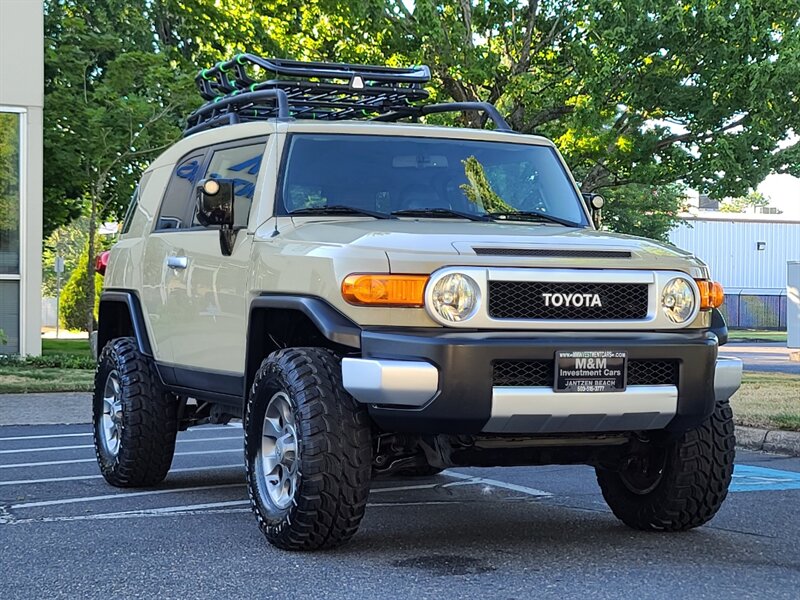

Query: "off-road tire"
<box><xmin>245</xmin><ymin>347</ymin><xmax>372</xmax><ymax>551</ymax></box>
<box><xmin>596</xmin><ymin>399</ymin><xmax>735</xmax><ymax>531</ymax></box>
<box><xmin>93</xmin><ymin>337</ymin><xmax>178</xmax><ymax>487</ymax></box>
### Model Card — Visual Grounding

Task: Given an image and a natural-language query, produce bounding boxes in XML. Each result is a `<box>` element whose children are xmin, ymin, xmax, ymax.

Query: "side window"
<box><xmin>155</xmin><ymin>152</ymin><xmax>205</xmax><ymax>230</ymax></box>
<box><xmin>122</xmin><ymin>171</ymin><xmax>152</xmax><ymax>235</ymax></box>
<box><xmin>192</xmin><ymin>142</ymin><xmax>266</xmax><ymax>227</ymax></box>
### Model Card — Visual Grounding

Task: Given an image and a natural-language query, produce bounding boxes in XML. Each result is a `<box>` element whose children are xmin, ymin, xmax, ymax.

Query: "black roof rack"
<box><xmin>184</xmin><ymin>55</ymin><xmax>512</xmax><ymax>136</ymax></box>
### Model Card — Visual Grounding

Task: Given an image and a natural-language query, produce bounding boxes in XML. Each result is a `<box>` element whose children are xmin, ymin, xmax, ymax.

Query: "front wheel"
<box><xmin>244</xmin><ymin>348</ymin><xmax>372</xmax><ymax>551</ymax></box>
<box><xmin>596</xmin><ymin>399</ymin><xmax>735</xmax><ymax>531</ymax></box>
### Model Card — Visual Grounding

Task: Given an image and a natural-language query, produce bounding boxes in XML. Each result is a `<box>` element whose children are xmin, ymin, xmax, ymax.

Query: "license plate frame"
<box><xmin>554</xmin><ymin>350</ymin><xmax>627</xmax><ymax>393</ymax></box>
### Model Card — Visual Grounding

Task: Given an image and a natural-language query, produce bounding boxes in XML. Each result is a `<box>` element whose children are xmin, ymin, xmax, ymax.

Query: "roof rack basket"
<box><xmin>184</xmin><ymin>55</ymin><xmax>511</xmax><ymax>136</ymax></box>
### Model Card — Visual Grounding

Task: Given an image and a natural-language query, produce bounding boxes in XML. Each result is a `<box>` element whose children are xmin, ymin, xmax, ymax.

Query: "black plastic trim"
<box><xmin>156</xmin><ymin>362</ymin><xmax>243</xmax><ymax>405</ymax></box>
<box><xmin>98</xmin><ymin>290</ymin><xmax>153</xmax><ymax>356</ymax></box>
<box><xmin>250</xmin><ymin>295</ymin><xmax>362</xmax><ymax>348</ymax></box>
<box><xmin>710</xmin><ymin>308</ymin><xmax>729</xmax><ymax>346</ymax></box>
<box><xmin>359</xmin><ymin>328</ymin><xmax>718</xmax><ymax>435</ymax></box>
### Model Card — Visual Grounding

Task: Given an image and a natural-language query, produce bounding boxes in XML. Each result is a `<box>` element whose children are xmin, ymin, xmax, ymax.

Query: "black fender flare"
<box><xmin>244</xmin><ymin>294</ymin><xmax>362</xmax><ymax>396</ymax></box>
<box><xmin>97</xmin><ymin>290</ymin><xmax>154</xmax><ymax>357</ymax></box>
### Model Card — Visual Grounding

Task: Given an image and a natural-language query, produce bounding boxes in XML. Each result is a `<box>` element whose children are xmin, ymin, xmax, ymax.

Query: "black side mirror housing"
<box><xmin>196</xmin><ymin>179</ymin><xmax>240</xmax><ymax>255</ymax></box>
<box><xmin>581</xmin><ymin>192</ymin><xmax>604</xmax><ymax>228</ymax></box>
<box><xmin>196</xmin><ymin>179</ymin><xmax>235</xmax><ymax>227</ymax></box>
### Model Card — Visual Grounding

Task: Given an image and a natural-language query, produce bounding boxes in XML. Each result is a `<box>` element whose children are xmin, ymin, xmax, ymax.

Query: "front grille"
<box><xmin>488</xmin><ymin>281</ymin><xmax>649</xmax><ymax>320</ymax></box>
<box><xmin>473</xmin><ymin>248</ymin><xmax>632</xmax><ymax>259</ymax></box>
<box><xmin>627</xmin><ymin>360</ymin><xmax>679</xmax><ymax>386</ymax></box>
<box><xmin>492</xmin><ymin>359</ymin><xmax>678</xmax><ymax>387</ymax></box>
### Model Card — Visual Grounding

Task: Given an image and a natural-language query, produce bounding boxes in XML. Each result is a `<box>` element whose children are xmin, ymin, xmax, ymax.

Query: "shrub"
<box><xmin>0</xmin><ymin>353</ymin><xmax>95</xmax><ymax>369</ymax></box>
<box><xmin>60</xmin><ymin>248</ymin><xmax>102</xmax><ymax>332</ymax></box>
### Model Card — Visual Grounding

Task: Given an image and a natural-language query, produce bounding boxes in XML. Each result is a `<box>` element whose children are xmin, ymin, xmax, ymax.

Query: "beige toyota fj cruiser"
<box><xmin>93</xmin><ymin>57</ymin><xmax>742</xmax><ymax>551</ymax></box>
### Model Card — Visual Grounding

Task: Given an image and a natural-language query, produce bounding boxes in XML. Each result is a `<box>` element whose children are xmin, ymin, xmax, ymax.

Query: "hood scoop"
<box><xmin>472</xmin><ymin>247</ymin><xmax>632</xmax><ymax>259</ymax></box>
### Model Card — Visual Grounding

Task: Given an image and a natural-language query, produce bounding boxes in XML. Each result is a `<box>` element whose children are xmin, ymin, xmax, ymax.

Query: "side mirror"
<box><xmin>196</xmin><ymin>179</ymin><xmax>234</xmax><ymax>227</ymax></box>
<box><xmin>196</xmin><ymin>179</ymin><xmax>239</xmax><ymax>255</ymax></box>
<box><xmin>581</xmin><ymin>192</ymin><xmax>604</xmax><ymax>228</ymax></box>
<box><xmin>581</xmin><ymin>192</ymin><xmax>604</xmax><ymax>211</ymax></box>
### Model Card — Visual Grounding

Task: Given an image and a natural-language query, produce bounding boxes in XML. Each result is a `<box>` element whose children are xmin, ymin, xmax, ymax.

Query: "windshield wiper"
<box><xmin>391</xmin><ymin>208</ymin><xmax>489</xmax><ymax>222</ymax></box>
<box><xmin>487</xmin><ymin>210</ymin><xmax>581</xmax><ymax>228</ymax></box>
<box><xmin>290</xmin><ymin>205</ymin><xmax>394</xmax><ymax>219</ymax></box>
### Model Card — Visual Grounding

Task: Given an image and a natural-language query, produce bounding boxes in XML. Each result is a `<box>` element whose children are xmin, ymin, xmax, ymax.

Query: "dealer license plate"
<box><xmin>555</xmin><ymin>351</ymin><xmax>627</xmax><ymax>393</ymax></box>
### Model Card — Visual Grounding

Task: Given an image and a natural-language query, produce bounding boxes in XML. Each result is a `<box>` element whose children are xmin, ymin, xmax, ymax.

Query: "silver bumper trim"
<box><xmin>483</xmin><ymin>385</ymin><xmax>679</xmax><ymax>434</ymax></box>
<box><xmin>714</xmin><ymin>357</ymin><xmax>743</xmax><ymax>401</ymax></box>
<box><xmin>341</xmin><ymin>358</ymin><xmax>439</xmax><ymax>407</ymax></box>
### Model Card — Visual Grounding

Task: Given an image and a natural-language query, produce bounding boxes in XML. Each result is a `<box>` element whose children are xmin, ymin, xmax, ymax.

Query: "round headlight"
<box><xmin>661</xmin><ymin>278</ymin><xmax>695</xmax><ymax>323</ymax></box>
<box><xmin>430</xmin><ymin>273</ymin><xmax>480</xmax><ymax>322</ymax></box>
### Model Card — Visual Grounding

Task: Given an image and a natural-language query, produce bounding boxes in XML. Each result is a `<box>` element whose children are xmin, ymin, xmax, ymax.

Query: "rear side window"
<box><xmin>191</xmin><ymin>142</ymin><xmax>266</xmax><ymax>227</ymax></box>
<box><xmin>155</xmin><ymin>152</ymin><xmax>205</xmax><ymax>230</ymax></box>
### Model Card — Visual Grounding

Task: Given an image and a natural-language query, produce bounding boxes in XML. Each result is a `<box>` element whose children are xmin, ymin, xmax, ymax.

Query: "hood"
<box><xmin>280</xmin><ymin>217</ymin><xmax>706</xmax><ymax>275</ymax></box>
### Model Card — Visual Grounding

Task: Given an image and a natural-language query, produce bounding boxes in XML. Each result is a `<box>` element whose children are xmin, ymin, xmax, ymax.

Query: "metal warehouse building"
<box><xmin>668</xmin><ymin>213</ymin><xmax>800</xmax><ymax>329</ymax></box>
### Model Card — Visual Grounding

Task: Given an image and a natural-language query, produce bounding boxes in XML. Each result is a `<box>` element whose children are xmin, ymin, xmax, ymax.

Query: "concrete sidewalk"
<box><xmin>0</xmin><ymin>392</ymin><xmax>90</xmax><ymax>426</ymax></box>
<box><xmin>719</xmin><ymin>341</ymin><xmax>800</xmax><ymax>375</ymax></box>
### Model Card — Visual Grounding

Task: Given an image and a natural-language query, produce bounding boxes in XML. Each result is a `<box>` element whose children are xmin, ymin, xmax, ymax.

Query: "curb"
<box><xmin>736</xmin><ymin>425</ymin><xmax>800</xmax><ymax>457</ymax></box>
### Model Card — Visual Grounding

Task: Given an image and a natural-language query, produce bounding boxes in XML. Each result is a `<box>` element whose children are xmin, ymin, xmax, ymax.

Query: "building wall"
<box><xmin>0</xmin><ymin>0</ymin><xmax>44</xmax><ymax>355</ymax></box>
<box><xmin>669</xmin><ymin>217</ymin><xmax>800</xmax><ymax>293</ymax></box>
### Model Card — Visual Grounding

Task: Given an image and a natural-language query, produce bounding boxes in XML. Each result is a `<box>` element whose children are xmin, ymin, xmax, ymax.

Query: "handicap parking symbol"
<box><xmin>730</xmin><ymin>464</ymin><xmax>800</xmax><ymax>492</ymax></box>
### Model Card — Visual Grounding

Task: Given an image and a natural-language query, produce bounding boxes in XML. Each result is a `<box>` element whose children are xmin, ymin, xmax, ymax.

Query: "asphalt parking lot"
<box><xmin>2</xmin><ymin>423</ymin><xmax>799</xmax><ymax>600</ymax></box>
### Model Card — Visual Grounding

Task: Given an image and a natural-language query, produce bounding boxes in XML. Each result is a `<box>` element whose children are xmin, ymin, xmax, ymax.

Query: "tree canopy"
<box><xmin>43</xmin><ymin>0</ymin><xmax>800</xmax><ymax>241</ymax></box>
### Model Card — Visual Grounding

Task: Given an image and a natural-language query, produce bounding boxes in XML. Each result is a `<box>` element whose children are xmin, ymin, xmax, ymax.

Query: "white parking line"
<box><xmin>10</xmin><ymin>483</ymin><xmax>244</xmax><ymax>510</ymax></box>
<box><xmin>0</xmin><ymin>464</ymin><xmax>244</xmax><ymax>486</ymax></box>
<box><xmin>0</xmin><ymin>436</ymin><xmax>242</xmax><ymax>455</ymax></box>
<box><xmin>0</xmin><ymin>448</ymin><xmax>243</xmax><ymax>469</ymax></box>
<box><xmin>3</xmin><ymin>499</ymin><xmax>463</xmax><ymax>525</ymax></box>
<box><xmin>0</xmin><ymin>424</ymin><xmax>242</xmax><ymax>443</ymax></box>
<box><xmin>0</xmin><ymin>432</ymin><xmax>90</xmax><ymax>442</ymax></box>
<box><xmin>371</xmin><ymin>480</ymin><xmax>477</xmax><ymax>494</ymax></box>
<box><xmin>442</xmin><ymin>470</ymin><xmax>552</xmax><ymax>497</ymax></box>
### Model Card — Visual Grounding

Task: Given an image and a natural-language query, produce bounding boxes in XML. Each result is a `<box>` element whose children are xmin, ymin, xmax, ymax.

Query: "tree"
<box><xmin>600</xmin><ymin>183</ymin><xmax>687</xmax><ymax>242</ymax></box>
<box><xmin>719</xmin><ymin>191</ymin><xmax>771</xmax><ymax>213</ymax></box>
<box><xmin>44</xmin><ymin>0</ymin><xmax>196</xmax><ymax>332</ymax></box>
<box><xmin>345</xmin><ymin>0</ymin><xmax>800</xmax><ymax>198</ymax></box>
<box><xmin>59</xmin><ymin>247</ymin><xmax>102</xmax><ymax>332</ymax></box>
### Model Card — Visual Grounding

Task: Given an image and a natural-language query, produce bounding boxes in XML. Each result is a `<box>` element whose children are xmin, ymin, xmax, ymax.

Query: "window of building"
<box><xmin>0</xmin><ymin>110</ymin><xmax>21</xmax><ymax>353</ymax></box>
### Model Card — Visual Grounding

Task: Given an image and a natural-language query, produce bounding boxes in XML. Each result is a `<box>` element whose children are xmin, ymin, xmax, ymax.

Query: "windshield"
<box><xmin>279</xmin><ymin>134</ymin><xmax>589</xmax><ymax>227</ymax></box>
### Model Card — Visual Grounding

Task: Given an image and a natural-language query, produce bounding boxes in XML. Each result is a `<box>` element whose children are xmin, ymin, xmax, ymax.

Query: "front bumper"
<box><xmin>342</xmin><ymin>329</ymin><xmax>742</xmax><ymax>435</ymax></box>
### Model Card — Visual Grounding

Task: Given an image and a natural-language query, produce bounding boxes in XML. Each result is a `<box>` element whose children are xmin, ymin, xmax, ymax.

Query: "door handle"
<box><xmin>167</xmin><ymin>256</ymin><xmax>188</xmax><ymax>269</ymax></box>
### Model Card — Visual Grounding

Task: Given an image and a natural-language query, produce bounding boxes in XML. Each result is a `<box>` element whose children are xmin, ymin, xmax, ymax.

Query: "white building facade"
<box><xmin>0</xmin><ymin>0</ymin><xmax>44</xmax><ymax>355</ymax></box>
<box><xmin>669</xmin><ymin>214</ymin><xmax>800</xmax><ymax>329</ymax></box>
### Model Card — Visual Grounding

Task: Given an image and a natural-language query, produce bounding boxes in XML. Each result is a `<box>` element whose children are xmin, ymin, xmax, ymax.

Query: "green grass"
<box><xmin>41</xmin><ymin>338</ymin><xmax>92</xmax><ymax>358</ymax></box>
<box><xmin>0</xmin><ymin>365</ymin><xmax>94</xmax><ymax>394</ymax></box>
<box><xmin>728</xmin><ymin>329</ymin><xmax>787</xmax><ymax>343</ymax></box>
<box><xmin>732</xmin><ymin>372</ymin><xmax>800</xmax><ymax>432</ymax></box>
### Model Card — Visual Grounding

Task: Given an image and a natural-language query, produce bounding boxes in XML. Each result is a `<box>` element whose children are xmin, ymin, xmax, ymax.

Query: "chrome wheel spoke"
<box><xmin>99</xmin><ymin>370</ymin><xmax>123</xmax><ymax>458</ymax></box>
<box><xmin>256</xmin><ymin>392</ymin><xmax>301</xmax><ymax>511</ymax></box>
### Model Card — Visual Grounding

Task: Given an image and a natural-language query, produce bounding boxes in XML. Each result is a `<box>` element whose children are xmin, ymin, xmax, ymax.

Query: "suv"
<box><xmin>94</xmin><ymin>56</ymin><xmax>742</xmax><ymax>551</ymax></box>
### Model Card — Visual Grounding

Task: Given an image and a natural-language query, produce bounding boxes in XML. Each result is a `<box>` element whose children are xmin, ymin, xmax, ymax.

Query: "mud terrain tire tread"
<box><xmin>245</xmin><ymin>347</ymin><xmax>372</xmax><ymax>551</ymax></box>
<box><xmin>93</xmin><ymin>337</ymin><xmax>178</xmax><ymax>488</ymax></box>
<box><xmin>596</xmin><ymin>399</ymin><xmax>735</xmax><ymax>531</ymax></box>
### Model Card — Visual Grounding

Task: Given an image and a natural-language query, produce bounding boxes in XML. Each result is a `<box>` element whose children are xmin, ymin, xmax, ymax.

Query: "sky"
<box><xmin>758</xmin><ymin>173</ymin><xmax>800</xmax><ymax>218</ymax></box>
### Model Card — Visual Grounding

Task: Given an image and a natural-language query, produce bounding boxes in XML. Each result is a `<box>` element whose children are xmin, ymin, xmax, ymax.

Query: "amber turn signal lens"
<box><xmin>342</xmin><ymin>274</ymin><xmax>429</xmax><ymax>307</ymax></box>
<box><xmin>696</xmin><ymin>280</ymin><xmax>725</xmax><ymax>309</ymax></box>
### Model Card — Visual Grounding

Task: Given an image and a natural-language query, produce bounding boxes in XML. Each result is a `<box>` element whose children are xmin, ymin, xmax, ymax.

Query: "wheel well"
<box><xmin>245</xmin><ymin>307</ymin><xmax>358</xmax><ymax>396</ymax></box>
<box><xmin>97</xmin><ymin>300</ymin><xmax>135</xmax><ymax>353</ymax></box>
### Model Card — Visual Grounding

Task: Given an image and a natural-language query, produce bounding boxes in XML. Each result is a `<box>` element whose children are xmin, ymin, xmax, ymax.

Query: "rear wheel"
<box><xmin>596</xmin><ymin>399</ymin><xmax>735</xmax><ymax>531</ymax></box>
<box><xmin>93</xmin><ymin>337</ymin><xmax>178</xmax><ymax>487</ymax></box>
<box><xmin>245</xmin><ymin>348</ymin><xmax>372</xmax><ymax>551</ymax></box>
